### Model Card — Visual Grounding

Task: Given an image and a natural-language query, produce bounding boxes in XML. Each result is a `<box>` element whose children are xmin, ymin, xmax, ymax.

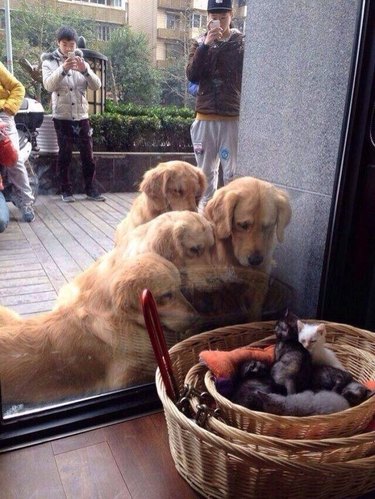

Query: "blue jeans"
<box><xmin>0</xmin><ymin>191</ymin><xmax>9</xmax><ymax>232</ymax></box>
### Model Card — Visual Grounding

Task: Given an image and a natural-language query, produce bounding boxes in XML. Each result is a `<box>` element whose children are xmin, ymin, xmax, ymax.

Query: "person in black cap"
<box><xmin>186</xmin><ymin>0</ymin><xmax>244</xmax><ymax>208</ymax></box>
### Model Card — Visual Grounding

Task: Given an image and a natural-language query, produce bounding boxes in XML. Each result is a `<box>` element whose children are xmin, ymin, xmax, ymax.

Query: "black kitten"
<box><xmin>312</xmin><ymin>364</ymin><xmax>372</xmax><ymax>406</ymax></box>
<box><xmin>231</xmin><ymin>360</ymin><xmax>273</xmax><ymax>410</ymax></box>
<box><xmin>231</xmin><ymin>378</ymin><xmax>274</xmax><ymax>410</ymax></box>
<box><xmin>238</xmin><ymin>359</ymin><xmax>270</xmax><ymax>379</ymax></box>
<box><xmin>271</xmin><ymin>309</ymin><xmax>312</xmax><ymax>394</ymax></box>
<box><xmin>311</xmin><ymin>364</ymin><xmax>353</xmax><ymax>393</ymax></box>
<box><xmin>341</xmin><ymin>382</ymin><xmax>373</xmax><ymax>407</ymax></box>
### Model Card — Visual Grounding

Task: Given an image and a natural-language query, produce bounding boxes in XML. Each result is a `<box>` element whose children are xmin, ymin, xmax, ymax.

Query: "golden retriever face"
<box><xmin>110</xmin><ymin>252</ymin><xmax>196</xmax><ymax>333</ymax></box>
<box><xmin>205</xmin><ymin>177</ymin><xmax>292</xmax><ymax>269</ymax></box>
<box><xmin>121</xmin><ymin>211</ymin><xmax>215</xmax><ymax>269</ymax></box>
<box><xmin>140</xmin><ymin>160</ymin><xmax>206</xmax><ymax>212</ymax></box>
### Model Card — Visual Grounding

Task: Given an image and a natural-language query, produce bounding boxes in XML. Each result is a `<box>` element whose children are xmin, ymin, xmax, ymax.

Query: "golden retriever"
<box><xmin>115</xmin><ymin>160</ymin><xmax>206</xmax><ymax>244</ymax></box>
<box><xmin>204</xmin><ymin>176</ymin><xmax>292</xmax><ymax>274</ymax></box>
<box><xmin>116</xmin><ymin>209</ymin><xmax>268</xmax><ymax>330</ymax></box>
<box><xmin>0</xmin><ymin>252</ymin><xmax>196</xmax><ymax>406</ymax></box>
<box><xmin>117</xmin><ymin>211</ymin><xmax>215</xmax><ymax>277</ymax></box>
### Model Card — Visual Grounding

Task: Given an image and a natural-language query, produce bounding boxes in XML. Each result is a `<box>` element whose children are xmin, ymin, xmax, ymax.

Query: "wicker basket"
<box><xmin>157</xmin><ymin>321</ymin><xmax>375</xmax><ymax>498</ymax></box>
<box><xmin>157</xmin><ymin>369</ymin><xmax>375</xmax><ymax>498</ymax></box>
<box><xmin>204</xmin><ymin>343</ymin><xmax>375</xmax><ymax>438</ymax></box>
<box><xmin>183</xmin><ymin>362</ymin><xmax>375</xmax><ymax>463</ymax></box>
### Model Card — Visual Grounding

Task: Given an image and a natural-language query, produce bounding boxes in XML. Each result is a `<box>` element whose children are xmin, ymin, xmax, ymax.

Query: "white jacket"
<box><xmin>41</xmin><ymin>49</ymin><xmax>101</xmax><ymax>121</ymax></box>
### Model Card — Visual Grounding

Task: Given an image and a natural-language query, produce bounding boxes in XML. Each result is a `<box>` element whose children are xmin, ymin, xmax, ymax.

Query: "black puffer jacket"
<box><xmin>186</xmin><ymin>30</ymin><xmax>245</xmax><ymax>116</ymax></box>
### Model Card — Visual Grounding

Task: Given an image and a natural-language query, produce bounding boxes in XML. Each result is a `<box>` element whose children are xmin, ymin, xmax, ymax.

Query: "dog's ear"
<box><xmin>275</xmin><ymin>188</ymin><xmax>292</xmax><ymax>242</ymax></box>
<box><xmin>139</xmin><ymin>164</ymin><xmax>168</xmax><ymax>200</ymax></box>
<box><xmin>205</xmin><ymin>190</ymin><xmax>238</xmax><ymax>239</ymax></box>
<box><xmin>149</xmin><ymin>225</ymin><xmax>179</xmax><ymax>261</ymax></box>
<box><xmin>194</xmin><ymin>167</ymin><xmax>207</xmax><ymax>198</ymax></box>
<box><xmin>111</xmin><ymin>271</ymin><xmax>141</xmax><ymax>314</ymax></box>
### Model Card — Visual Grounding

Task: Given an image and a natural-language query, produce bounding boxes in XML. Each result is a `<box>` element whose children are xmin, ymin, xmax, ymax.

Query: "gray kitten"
<box><xmin>255</xmin><ymin>390</ymin><xmax>350</xmax><ymax>416</ymax></box>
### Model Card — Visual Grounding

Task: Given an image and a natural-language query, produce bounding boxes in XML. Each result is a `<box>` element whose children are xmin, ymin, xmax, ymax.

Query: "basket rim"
<box><xmin>168</xmin><ymin>320</ymin><xmax>375</xmax><ymax>357</ymax></box>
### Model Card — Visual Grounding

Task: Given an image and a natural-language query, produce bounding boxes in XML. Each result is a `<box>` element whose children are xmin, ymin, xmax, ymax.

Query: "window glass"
<box><xmin>0</xmin><ymin>1</ymin><xmax>284</xmax><ymax>425</ymax></box>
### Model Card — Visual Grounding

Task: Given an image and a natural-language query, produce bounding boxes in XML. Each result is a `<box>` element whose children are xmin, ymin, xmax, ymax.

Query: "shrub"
<box><xmin>91</xmin><ymin>103</ymin><xmax>195</xmax><ymax>152</ymax></box>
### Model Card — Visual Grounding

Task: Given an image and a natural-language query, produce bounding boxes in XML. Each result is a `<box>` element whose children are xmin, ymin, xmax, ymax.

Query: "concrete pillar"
<box><xmin>237</xmin><ymin>0</ymin><xmax>361</xmax><ymax>317</ymax></box>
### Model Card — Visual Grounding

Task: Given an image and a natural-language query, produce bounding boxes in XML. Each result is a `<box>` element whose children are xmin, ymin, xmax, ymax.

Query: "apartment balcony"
<box><xmin>157</xmin><ymin>27</ymin><xmax>187</xmax><ymax>41</ymax></box>
<box><xmin>157</xmin><ymin>0</ymin><xmax>191</xmax><ymax>10</ymax></box>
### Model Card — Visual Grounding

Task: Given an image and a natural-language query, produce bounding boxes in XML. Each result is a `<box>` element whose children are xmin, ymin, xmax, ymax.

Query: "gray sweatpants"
<box><xmin>190</xmin><ymin>118</ymin><xmax>239</xmax><ymax>207</ymax></box>
<box><xmin>0</xmin><ymin>112</ymin><xmax>34</xmax><ymax>207</ymax></box>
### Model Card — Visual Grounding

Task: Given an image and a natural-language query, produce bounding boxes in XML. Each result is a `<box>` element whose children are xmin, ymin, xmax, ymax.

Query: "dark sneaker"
<box><xmin>21</xmin><ymin>204</ymin><xmax>35</xmax><ymax>223</ymax></box>
<box><xmin>62</xmin><ymin>191</ymin><xmax>75</xmax><ymax>203</ymax></box>
<box><xmin>86</xmin><ymin>188</ymin><xmax>106</xmax><ymax>202</ymax></box>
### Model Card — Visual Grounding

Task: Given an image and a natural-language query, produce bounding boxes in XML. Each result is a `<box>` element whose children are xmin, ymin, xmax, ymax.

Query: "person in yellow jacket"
<box><xmin>0</xmin><ymin>62</ymin><xmax>35</xmax><ymax>222</ymax></box>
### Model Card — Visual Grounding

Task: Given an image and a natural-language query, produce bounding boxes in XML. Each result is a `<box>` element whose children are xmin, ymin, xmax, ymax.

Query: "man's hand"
<box><xmin>204</xmin><ymin>21</ymin><xmax>223</xmax><ymax>46</ymax></box>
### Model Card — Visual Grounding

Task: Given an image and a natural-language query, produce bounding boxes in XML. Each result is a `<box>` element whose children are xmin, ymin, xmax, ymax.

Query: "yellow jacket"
<box><xmin>0</xmin><ymin>62</ymin><xmax>25</xmax><ymax>116</ymax></box>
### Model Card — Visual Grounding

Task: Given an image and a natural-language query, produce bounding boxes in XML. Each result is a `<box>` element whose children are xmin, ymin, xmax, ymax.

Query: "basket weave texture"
<box><xmin>156</xmin><ymin>321</ymin><xmax>375</xmax><ymax>499</ymax></box>
<box><xmin>184</xmin><ymin>362</ymin><xmax>375</xmax><ymax>463</ymax></box>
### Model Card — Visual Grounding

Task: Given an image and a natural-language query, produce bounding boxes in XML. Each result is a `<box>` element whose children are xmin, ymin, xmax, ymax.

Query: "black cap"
<box><xmin>207</xmin><ymin>0</ymin><xmax>232</xmax><ymax>11</ymax></box>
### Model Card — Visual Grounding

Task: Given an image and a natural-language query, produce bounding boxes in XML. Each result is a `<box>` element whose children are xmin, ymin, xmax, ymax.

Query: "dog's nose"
<box><xmin>248</xmin><ymin>252</ymin><xmax>263</xmax><ymax>266</ymax></box>
<box><xmin>190</xmin><ymin>245</ymin><xmax>204</xmax><ymax>256</ymax></box>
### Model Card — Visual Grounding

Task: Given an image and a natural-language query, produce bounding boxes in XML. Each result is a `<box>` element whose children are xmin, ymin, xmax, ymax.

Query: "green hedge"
<box><xmin>91</xmin><ymin>102</ymin><xmax>195</xmax><ymax>152</ymax></box>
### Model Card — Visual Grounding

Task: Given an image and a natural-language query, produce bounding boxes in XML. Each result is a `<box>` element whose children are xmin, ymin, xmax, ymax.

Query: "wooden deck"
<box><xmin>0</xmin><ymin>192</ymin><xmax>137</xmax><ymax>317</ymax></box>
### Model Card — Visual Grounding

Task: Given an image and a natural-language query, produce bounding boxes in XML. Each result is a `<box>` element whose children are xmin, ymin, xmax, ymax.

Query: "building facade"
<box><xmin>128</xmin><ymin>0</ymin><xmax>247</xmax><ymax>66</ymax></box>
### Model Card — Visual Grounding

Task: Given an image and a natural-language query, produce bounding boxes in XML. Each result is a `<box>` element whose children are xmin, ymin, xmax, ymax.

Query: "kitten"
<box><xmin>311</xmin><ymin>365</ymin><xmax>353</xmax><ymax>393</ymax></box>
<box><xmin>312</xmin><ymin>364</ymin><xmax>373</xmax><ymax>407</ymax></box>
<box><xmin>231</xmin><ymin>378</ymin><xmax>274</xmax><ymax>410</ymax></box>
<box><xmin>231</xmin><ymin>360</ymin><xmax>274</xmax><ymax>410</ymax></box>
<box><xmin>255</xmin><ymin>390</ymin><xmax>350</xmax><ymax>416</ymax></box>
<box><xmin>298</xmin><ymin>321</ymin><xmax>344</xmax><ymax>370</ymax></box>
<box><xmin>271</xmin><ymin>310</ymin><xmax>313</xmax><ymax>394</ymax></box>
<box><xmin>238</xmin><ymin>359</ymin><xmax>270</xmax><ymax>379</ymax></box>
<box><xmin>341</xmin><ymin>382</ymin><xmax>373</xmax><ymax>407</ymax></box>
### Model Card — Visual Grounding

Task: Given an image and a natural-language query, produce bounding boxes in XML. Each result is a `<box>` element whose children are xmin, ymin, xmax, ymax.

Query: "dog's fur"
<box><xmin>0</xmin><ymin>252</ymin><xmax>196</xmax><ymax>405</ymax></box>
<box><xmin>115</xmin><ymin>161</ymin><xmax>206</xmax><ymax>244</ymax></box>
<box><xmin>204</xmin><ymin>177</ymin><xmax>292</xmax><ymax>274</ymax></box>
<box><xmin>117</xmin><ymin>211</ymin><xmax>215</xmax><ymax>277</ymax></box>
<box><xmin>0</xmin><ymin>305</ymin><xmax>21</xmax><ymax>327</ymax></box>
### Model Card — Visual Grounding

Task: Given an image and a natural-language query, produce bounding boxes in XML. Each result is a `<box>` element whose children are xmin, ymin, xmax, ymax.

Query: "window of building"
<box><xmin>238</xmin><ymin>0</ymin><xmax>247</xmax><ymax>6</ymax></box>
<box><xmin>97</xmin><ymin>23</ymin><xmax>115</xmax><ymax>41</ymax></box>
<box><xmin>166</xmin><ymin>12</ymin><xmax>180</xmax><ymax>30</ymax></box>
<box><xmin>165</xmin><ymin>42</ymin><xmax>183</xmax><ymax>60</ymax></box>
<box><xmin>61</xmin><ymin>0</ymin><xmax>125</xmax><ymax>7</ymax></box>
<box><xmin>191</xmin><ymin>13</ymin><xmax>207</xmax><ymax>29</ymax></box>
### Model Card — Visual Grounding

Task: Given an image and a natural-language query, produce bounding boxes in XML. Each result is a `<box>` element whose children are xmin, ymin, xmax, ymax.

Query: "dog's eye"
<box><xmin>156</xmin><ymin>292</ymin><xmax>173</xmax><ymax>305</ymax></box>
<box><xmin>238</xmin><ymin>222</ymin><xmax>252</xmax><ymax>231</ymax></box>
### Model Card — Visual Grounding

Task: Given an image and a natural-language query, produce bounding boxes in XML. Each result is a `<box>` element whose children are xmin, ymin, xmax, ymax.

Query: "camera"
<box><xmin>210</xmin><ymin>20</ymin><xmax>220</xmax><ymax>29</ymax></box>
<box><xmin>67</xmin><ymin>51</ymin><xmax>75</xmax><ymax>59</ymax></box>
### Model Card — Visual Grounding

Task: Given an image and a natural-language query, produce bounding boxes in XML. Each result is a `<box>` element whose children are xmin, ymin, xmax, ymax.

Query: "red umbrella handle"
<box><xmin>141</xmin><ymin>289</ymin><xmax>178</xmax><ymax>401</ymax></box>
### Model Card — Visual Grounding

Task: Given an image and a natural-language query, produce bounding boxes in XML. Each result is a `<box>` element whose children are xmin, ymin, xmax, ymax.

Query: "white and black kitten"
<box><xmin>298</xmin><ymin>322</ymin><xmax>344</xmax><ymax>370</ymax></box>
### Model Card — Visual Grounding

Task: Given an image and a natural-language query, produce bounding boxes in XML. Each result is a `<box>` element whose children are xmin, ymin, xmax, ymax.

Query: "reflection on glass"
<box><xmin>0</xmin><ymin>0</ymin><xmax>291</xmax><ymax>419</ymax></box>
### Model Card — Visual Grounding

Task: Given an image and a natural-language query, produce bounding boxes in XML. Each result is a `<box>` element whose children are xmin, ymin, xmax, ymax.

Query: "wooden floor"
<box><xmin>0</xmin><ymin>193</ymin><xmax>200</xmax><ymax>498</ymax></box>
<box><xmin>0</xmin><ymin>192</ymin><xmax>137</xmax><ymax>317</ymax></box>
<box><xmin>0</xmin><ymin>412</ymin><xmax>200</xmax><ymax>499</ymax></box>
